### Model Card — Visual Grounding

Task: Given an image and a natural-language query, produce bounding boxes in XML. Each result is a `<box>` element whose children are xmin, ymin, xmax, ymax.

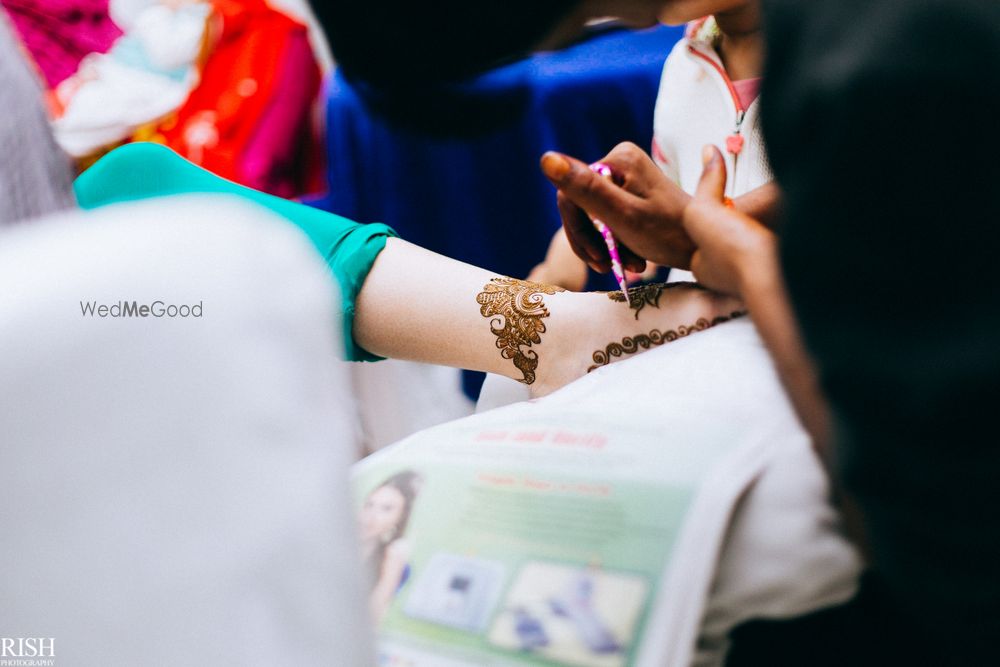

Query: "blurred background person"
<box><xmin>2</xmin><ymin>0</ymin><xmax>324</xmax><ymax>196</ymax></box>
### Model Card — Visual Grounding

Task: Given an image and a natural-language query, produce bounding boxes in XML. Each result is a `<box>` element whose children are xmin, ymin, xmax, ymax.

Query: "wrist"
<box><xmin>735</xmin><ymin>228</ymin><xmax>780</xmax><ymax>300</ymax></box>
<box><xmin>675</xmin><ymin>191</ymin><xmax>693</xmax><ymax>220</ymax></box>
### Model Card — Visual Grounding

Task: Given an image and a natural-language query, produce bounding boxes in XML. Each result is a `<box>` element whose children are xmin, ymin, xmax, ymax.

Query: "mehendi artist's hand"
<box><xmin>683</xmin><ymin>145</ymin><xmax>778</xmax><ymax>298</ymax></box>
<box><xmin>684</xmin><ymin>145</ymin><xmax>833</xmax><ymax>452</ymax></box>
<box><xmin>540</xmin><ymin>142</ymin><xmax>696</xmax><ymax>273</ymax></box>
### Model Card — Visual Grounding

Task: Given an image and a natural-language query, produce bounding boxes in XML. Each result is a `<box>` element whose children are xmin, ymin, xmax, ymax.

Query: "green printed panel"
<box><xmin>355</xmin><ymin>463</ymin><xmax>693</xmax><ymax>667</ymax></box>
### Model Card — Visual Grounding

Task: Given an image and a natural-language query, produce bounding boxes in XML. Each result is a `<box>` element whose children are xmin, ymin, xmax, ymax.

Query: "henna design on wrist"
<box><xmin>606</xmin><ymin>281</ymin><xmax>706</xmax><ymax>320</ymax></box>
<box><xmin>476</xmin><ymin>277</ymin><xmax>565</xmax><ymax>385</ymax></box>
<box><xmin>587</xmin><ymin>310</ymin><xmax>746</xmax><ymax>372</ymax></box>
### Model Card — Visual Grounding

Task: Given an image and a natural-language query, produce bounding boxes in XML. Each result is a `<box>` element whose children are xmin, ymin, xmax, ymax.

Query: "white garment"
<box><xmin>0</xmin><ymin>197</ymin><xmax>372</xmax><ymax>666</ymax></box>
<box><xmin>648</xmin><ymin>23</ymin><xmax>856</xmax><ymax>662</ymax></box>
<box><xmin>654</xmin><ymin>19</ymin><xmax>770</xmax><ymax>287</ymax></box>
<box><xmin>455</xmin><ymin>320</ymin><xmax>862</xmax><ymax>666</ymax></box>
<box><xmin>351</xmin><ymin>360</ymin><xmax>474</xmax><ymax>455</ymax></box>
<box><xmin>653</xmin><ymin>18</ymin><xmax>772</xmax><ymax>199</ymax></box>
<box><xmin>477</xmin><ymin>321</ymin><xmax>859</xmax><ymax>666</ymax></box>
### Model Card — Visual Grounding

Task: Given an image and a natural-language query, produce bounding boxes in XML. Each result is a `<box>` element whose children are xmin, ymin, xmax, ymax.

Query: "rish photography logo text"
<box><xmin>1</xmin><ymin>638</ymin><xmax>55</xmax><ymax>667</ymax></box>
<box><xmin>80</xmin><ymin>300</ymin><xmax>203</xmax><ymax>318</ymax></box>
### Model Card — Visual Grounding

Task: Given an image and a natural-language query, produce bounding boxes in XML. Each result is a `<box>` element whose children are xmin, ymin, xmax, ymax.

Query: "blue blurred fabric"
<box><xmin>313</xmin><ymin>25</ymin><xmax>683</xmax><ymax>397</ymax></box>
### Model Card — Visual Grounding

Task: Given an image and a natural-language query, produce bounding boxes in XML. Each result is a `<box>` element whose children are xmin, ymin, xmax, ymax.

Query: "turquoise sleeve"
<box><xmin>74</xmin><ymin>142</ymin><xmax>397</xmax><ymax>362</ymax></box>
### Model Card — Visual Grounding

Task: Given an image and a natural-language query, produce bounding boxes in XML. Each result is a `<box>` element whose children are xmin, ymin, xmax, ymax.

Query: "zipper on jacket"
<box><xmin>687</xmin><ymin>44</ymin><xmax>746</xmax><ymax>194</ymax></box>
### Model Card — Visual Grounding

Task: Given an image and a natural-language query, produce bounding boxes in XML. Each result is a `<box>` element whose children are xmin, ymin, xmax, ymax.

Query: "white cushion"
<box><xmin>0</xmin><ymin>197</ymin><xmax>372</xmax><ymax>666</ymax></box>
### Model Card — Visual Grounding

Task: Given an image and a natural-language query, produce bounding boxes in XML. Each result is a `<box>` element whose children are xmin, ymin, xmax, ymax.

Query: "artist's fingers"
<box><xmin>557</xmin><ymin>191</ymin><xmax>610</xmax><ymax>272</ymax></box>
<box><xmin>693</xmin><ymin>145</ymin><xmax>728</xmax><ymax>203</ymax></box>
<box><xmin>541</xmin><ymin>151</ymin><xmax>638</xmax><ymax>224</ymax></box>
<box><xmin>598</xmin><ymin>142</ymin><xmax>656</xmax><ymax>196</ymax></box>
<box><xmin>615</xmin><ymin>239</ymin><xmax>647</xmax><ymax>274</ymax></box>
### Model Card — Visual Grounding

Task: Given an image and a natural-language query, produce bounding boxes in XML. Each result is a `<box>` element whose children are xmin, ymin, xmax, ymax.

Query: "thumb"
<box><xmin>693</xmin><ymin>145</ymin><xmax>728</xmax><ymax>203</ymax></box>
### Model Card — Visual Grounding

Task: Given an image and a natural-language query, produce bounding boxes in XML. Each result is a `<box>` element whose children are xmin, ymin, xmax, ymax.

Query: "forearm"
<box><xmin>738</xmin><ymin>248</ymin><xmax>832</xmax><ymax>459</ymax></box>
<box><xmin>681</xmin><ymin>148</ymin><xmax>830</xmax><ymax>457</ymax></box>
<box><xmin>353</xmin><ymin>237</ymin><xmax>743</xmax><ymax>397</ymax></box>
<box><xmin>354</xmin><ymin>238</ymin><xmax>525</xmax><ymax>376</ymax></box>
<box><xmin>526</xmin><ymin>227</ymin><xmax>589</xmax><ymax>291</ymax></box>
<box><xmin>740</xmin><ymin>253</ymin><xmax>873</xmax><ymax>550</ymax></box>
<box><xmin>354</xmin><ymin>237</ymin><xmax>597</xmax><ymax>397</ymax></box>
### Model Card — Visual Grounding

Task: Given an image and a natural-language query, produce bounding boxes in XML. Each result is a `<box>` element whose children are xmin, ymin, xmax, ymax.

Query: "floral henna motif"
<box><xmin>607</xmin><ymin>281</ymin><xmax>706</xmax><ymax>320</ymax></box>
<box><xmin>587</xmin><ymin>311</ymin><xmax>746</xmax><ymax>372</ymax></box>
<box><xmin>476</xmin><ymin>277</ymin><xmax>565</xmax><ymax>385</ymax></box>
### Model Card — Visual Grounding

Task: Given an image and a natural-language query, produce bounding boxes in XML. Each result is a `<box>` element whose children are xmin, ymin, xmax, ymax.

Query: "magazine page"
<box><xmin>352</xmin><ymin>389</ymin><xmax>772</xmax><ymax>666</ymax></box>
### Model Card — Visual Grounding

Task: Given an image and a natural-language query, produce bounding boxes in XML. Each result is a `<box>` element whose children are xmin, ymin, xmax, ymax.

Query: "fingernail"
<box><xmin>541</xmin><ymin>152</ymin><xmax>571</xmax><ymax>181</ymax></box>
<box><xmin>701</xmin><ymin>145</ymin><xmax>715</xmax><ymax>167</ymax></box>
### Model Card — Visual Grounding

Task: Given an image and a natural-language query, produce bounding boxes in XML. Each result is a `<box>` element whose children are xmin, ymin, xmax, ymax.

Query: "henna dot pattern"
<box><xmin>587</xmin><ymin>311</ymin><xmax>746</xmax><ymax>372</ymax></box>
<box><xmin>476</xmin><ymin>277</ymin><xmax>565</xmax><ymax>385</ymax></box>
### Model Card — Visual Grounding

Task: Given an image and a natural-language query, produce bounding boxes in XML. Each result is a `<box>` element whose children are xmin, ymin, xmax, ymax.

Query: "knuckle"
<box><xmin>620</xmin><ymin>141</ymin><xmax>641</xmax><ymax>155</ymax></box>
<box><xmin>611</xmin><ymin>142</ymin><xmax>640</xmax><ymax>168</ymax></box>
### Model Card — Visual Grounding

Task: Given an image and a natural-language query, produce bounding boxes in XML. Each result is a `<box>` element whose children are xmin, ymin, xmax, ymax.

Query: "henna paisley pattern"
<box><xmin>607</xmin><ymin>281</ymin><xmax>706</xmax><ymax>320</ymax></box>
<box><xmin>587</xmin><ymin>311</ymin><xmax>746</xmax><ymax>372</ymax></box>
<box><xmin>476</xmin><ymin>277</ymin><xmax>565</xmax><ymax>385</ymax></box>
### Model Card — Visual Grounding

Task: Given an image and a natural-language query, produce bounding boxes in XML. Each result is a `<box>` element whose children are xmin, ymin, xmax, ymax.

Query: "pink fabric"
<box><xmin>239</xmin><ymin>29</ymin><xmax>321</xmax><ymax>198</ymax></box>
<box><xmin>732</xmin><ymin>77</ymin><xmax>762</xmax><ymax>110</ymax></box>
<box><xmin>1</xmin><ymin>0</ymin><xmax>121</xmax><ymax>88</ymax></box>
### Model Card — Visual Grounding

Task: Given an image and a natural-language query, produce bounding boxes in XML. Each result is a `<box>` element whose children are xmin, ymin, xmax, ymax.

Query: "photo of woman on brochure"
<box><xmin>359</xmin><ymin>469</ymin><xmax>424</xmax><ymax>623</ymax></box>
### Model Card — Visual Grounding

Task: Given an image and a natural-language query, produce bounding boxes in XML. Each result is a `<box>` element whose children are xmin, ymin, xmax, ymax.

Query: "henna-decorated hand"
<box><xmin>683</xmin><ymin>146</ymin><xmax>778</xmax><ymax>298</ymax></box>
<box><xmin>540</xmin><ymin>142</ymin><xmax>696</xmax><ymax>273</ymax></box>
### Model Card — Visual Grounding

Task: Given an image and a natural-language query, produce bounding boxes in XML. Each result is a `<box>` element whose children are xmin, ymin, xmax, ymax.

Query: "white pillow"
<box><xmin>0</xmin><ymin>197</ymin><xmax>372</xmax><ymax>666</ymax></box>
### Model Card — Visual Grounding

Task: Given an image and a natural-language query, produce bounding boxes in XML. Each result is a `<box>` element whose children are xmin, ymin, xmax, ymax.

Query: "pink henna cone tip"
<box><xmin>589</xmin><ymin>162</ymin><xmax>630</xmax><ymax>305</ymax></box>
<box><xmin>591</xmin><ymin>162</ymin><xmax>613</xmax><ymax>179</ymax></box>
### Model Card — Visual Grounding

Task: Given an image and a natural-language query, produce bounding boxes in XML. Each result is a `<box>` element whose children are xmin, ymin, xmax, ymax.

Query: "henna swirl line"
<box><xmin>587</xmin><ymin>311</ymin><xmax>746</xmax><ymax>372</ymax></box>
<box><xmin>476</xmin><ymin>277</ymin><xmax>565</xmax><ymax>385</ymax></box>
<box><xmin>606</xmin><ymin>281</ymin><xmax>707</xmax><ymax>320</ymax></box>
